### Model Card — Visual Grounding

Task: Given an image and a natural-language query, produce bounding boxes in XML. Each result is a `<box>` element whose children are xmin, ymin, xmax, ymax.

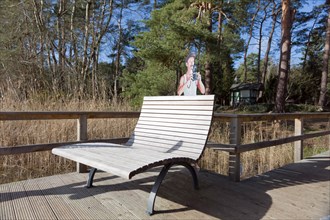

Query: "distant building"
<box><xmin>230</xmin><ymin>83</ymin><xmax>264</xmax><ymax>107</ymax></box>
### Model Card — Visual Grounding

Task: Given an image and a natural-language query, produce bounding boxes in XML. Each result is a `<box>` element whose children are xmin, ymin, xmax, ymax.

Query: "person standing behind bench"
<box><xmin>177</xmin><ymin>53</ymin><xmax>206</xmax><ymax>96</ymax></box>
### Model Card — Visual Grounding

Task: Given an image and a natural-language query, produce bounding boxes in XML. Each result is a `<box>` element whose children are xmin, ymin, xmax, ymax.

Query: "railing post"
<box><xmin>229</xmin><ymin>116</ymin><xmax>241</xmax><ymax>182</ymax></box>
<box><xmin>294</xmin><ymin>117</ymin><xmax>304</xmax><ymax>162</ymax></box>
<box><xmin>77</xmin><ymin>115</ymin><xmax>88</xmax><ymax>173</ymax></box>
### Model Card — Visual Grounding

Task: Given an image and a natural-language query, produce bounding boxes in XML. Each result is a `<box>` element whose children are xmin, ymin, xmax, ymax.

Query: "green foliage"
<box><xmin>133</xmin><ymin>0</ymin><xmax>196</xmax><ymax>68</ymax></box>
<box><xmin>216</xmin><ymin>103</ymin><xmax>273</xmax><ymax>113</ymax></box>
<box><xmin>287</xmin><ymin>64</ymin><xmax>322</xmax><ymax>105</ymax></box>
<box><xmin>0</xmin><ymin>0</ymin><xmax>327</xmax><ymax>109</ymax></box>
<box><xmin>216</xmin><ymin>103</ymin><xmax>320</xmax><ymax>114</ymax></box>
<box><xmin>121</xmin><ymin>62</ymin><xmax>176</xmax><ymax>107</ymax></box>
<box><xmin>235</xmin><ymin>53</ymin><xmax>259</xmax><ymax>83</ymax></box>
<box><xmin>263</xmin><ymin>72</ymin><xmax>277</xmax><ymax>104</ymax></box>
<box><xmin>285</xmin><ymin>104</ymin><xmax>320</xmax><ymax>112</ymax></box>
<box><xmin>212</xmin><ymin>48</ymin><xmax>236</xmax><ymax>105</ymax></box>
<box><xmin>127</xmin><ymin>0</ymin><xmax>243</xmax><ymax>106</ymax></box>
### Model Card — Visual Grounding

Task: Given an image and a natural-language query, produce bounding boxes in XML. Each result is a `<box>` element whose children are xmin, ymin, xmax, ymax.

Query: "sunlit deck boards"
<box><xmin>1</xmin><ymin>151</ymin><xmax>329</xmax><ymax>219</ymax></box>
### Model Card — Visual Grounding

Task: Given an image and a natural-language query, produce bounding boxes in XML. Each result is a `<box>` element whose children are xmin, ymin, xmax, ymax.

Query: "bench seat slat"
<box><xmin>81</xmin><ymin>146</ymin><xmax>176</xmax><ymax>165</ymax></box>
<box><xmin>129</xmin><ymin>145</ymin><xmax>200</xmax><ymax>158</ymax></box>
<box><xmin>137</xmin><ymin>121</ymin><xmax>210</xmax><ymax>130</ymax></box>
<box><xmin>142</xmin><ymin>105</ymin><xmax>213</xmax><ymax>110</ymax></box>
<box><xmin>139</xmin><ymin>117</ymin><xmax>211</xmax><ymax>125</ymax></box>
<box><xmin>144</xmin><ymin>95</ymin><xmax>214</xmax><ymax>101</ymax></box>
<box><xmin>125</xmin><ymin>133</ymin><xmax>206</xmax><ymax>147</ymax></box>
<box><xmin>53</xmin><ymin>143</ymin><xmax>197</xmax><ymax>179</ymax></box>
<box><xmin>127</xmin><ymin>140</ymin><xmax>205</xmax><ymax>153</ymax></box>
<box><xmin>135</xmin><ymin>124</ymin><xmax>209</xmax><ymax>136</ymax></box>
<box><xmin>141</xmin><ymin>109</ymin><xmax>213</xmax><ymax>116</ymax></box>
<box><xmin>127</xmin><ymin>135</ymin><xmax>206</xmax><ymax>146</ymax></box>
<box><xmin>143</xmin><ymin>96</ymin><xmax>214</xmax><ymax>101</ymax></box>
<box><xmin>142</xmin><ymin>100</ymin><xmax>214</xmax><ymax>106</ymax></box>
<box><xmin>140</xmin><ymin>112</ymin><xmax>212</xmax><ymax>120</ymax></box>
<box><xmin>54</xmin><ymin>145</ymin><xmax>150</xmax><ymax>176</ymax></box>
<box><xmin>53</xmin><ymin>145</ymin><xmax>135</xmax><ymax>178</ymax></box>
<box><xmin>133</xmin><ymin>127</ymin><xmax>209</xmax><ymax>140</ymax></box>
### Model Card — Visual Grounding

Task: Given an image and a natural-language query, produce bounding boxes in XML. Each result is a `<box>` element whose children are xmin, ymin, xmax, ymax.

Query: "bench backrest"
<box><xmin>126</xmin><ymin>95</ymin><xmax>215</xmax><ymax>160</ymax></box>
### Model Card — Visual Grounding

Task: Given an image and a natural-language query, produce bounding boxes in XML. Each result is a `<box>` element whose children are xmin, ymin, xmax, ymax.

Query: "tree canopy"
<box><xmin>0</xmin><ymin>0</ymin><xmax>329</xmax><ymax>111</ymax></box>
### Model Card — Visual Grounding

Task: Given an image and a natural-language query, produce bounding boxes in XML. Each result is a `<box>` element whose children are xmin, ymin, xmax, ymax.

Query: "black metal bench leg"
<box><xmin>146</xmin><ymin>162</ymin><xmax>199</xmax><ymax>215</ymax></box>
<box><xmin>146</xmin><ymin>164</ymin><xmax>171</xmax><ymax>215</ymax></box>
<box><xmin>86</xmin><ymin>168</ymin><xmax>97</xmax><ymax>188</ymax></box>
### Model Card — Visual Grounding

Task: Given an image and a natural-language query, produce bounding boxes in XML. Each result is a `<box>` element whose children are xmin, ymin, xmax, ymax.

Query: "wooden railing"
<box><xmin>1</xmin><ymin>111</ymin><xmax>329</xmax><ymax>181</ymax></box>
<box><xmin>209</xmin><ymin>112</ymin><xmax>330</xmax><ymax>181</ymax></box>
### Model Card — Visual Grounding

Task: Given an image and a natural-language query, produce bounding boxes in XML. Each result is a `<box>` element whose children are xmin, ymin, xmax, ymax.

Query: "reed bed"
<box><xmin>200</xmin><ymin>120</ymin><xmax>295</xmax><ymax>179</ymax></box>
<box><xmin>0</xmin><ymin>98</ymin><xmax>328</xmax><ymax>184</ymax></box>
<box><xmin>0</xmin><ymin>98</ymin><xmax>137</xmax><ymax>184</ymax></box>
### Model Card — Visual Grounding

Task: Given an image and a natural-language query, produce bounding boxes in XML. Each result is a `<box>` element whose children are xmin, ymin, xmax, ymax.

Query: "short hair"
<box><xmin>185</xmin><ymin>52</ymin><xmax>196</xmax><ymax>63</ymax></box>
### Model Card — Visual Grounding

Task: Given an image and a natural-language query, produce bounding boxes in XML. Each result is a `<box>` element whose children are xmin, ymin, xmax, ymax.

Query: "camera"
<box><xmin>192</xmin><ymin>65</ymin><xmax>198</xmax><ymax>81</ymax></box>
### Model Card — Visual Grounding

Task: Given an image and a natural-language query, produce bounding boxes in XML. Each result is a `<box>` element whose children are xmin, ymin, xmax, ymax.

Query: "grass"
<box><xmin>0</xmin><ymin>97</ymin><xmax>329</xmax><ymax>184</ymax></box>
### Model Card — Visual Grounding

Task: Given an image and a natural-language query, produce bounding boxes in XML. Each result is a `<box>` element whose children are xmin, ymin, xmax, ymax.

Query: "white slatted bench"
<box><xmin>52</xmin><ymin>95</ymin><xmax>215</xmax><ymax>215</ymax></box>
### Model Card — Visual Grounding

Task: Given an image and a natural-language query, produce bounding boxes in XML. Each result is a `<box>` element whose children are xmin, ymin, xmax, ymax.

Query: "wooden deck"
<box><xmin>1</xmin><ymin>151</ymin><xmax>329</xmax><ymax>219</ymax></box>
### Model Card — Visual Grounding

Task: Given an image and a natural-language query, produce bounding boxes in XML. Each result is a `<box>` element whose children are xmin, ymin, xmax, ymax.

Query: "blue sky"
<box><xmin>99</xmin><ymin>0</ymin><xmax>327</xmax><ymax>70</ymax></box>
<box><xmin>233</xmin><ymin>0</ymin><xmax>326</xmax><ymax>69</ymax></box>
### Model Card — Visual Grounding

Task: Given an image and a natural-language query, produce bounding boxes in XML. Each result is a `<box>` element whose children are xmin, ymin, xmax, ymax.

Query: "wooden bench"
<box><xmin>52</xmin><ymin>95</ymin><xmax>215</xmax><ymax>215</ymax></box>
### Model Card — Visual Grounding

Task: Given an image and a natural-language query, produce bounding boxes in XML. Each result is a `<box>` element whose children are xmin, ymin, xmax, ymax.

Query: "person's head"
<box><xmin>185</xmin><ymin>53</ymin><xmax>196</xmax><ymax>71</ymax></box>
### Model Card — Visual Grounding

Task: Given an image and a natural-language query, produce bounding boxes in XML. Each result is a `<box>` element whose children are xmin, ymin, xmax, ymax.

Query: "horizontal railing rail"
<box><xmin>0</xmin><ymin>111</ymin><xmax>140</xmax><ymax>120</ymax></box>
<box><xmin>1</xmin><ymin>111</ymin><xmax>329</xmax><ymax>181</ymax></box>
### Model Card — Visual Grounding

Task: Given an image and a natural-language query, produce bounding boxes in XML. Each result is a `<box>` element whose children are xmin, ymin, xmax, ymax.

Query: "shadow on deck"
<box><xmin>1</xmin><ymin>151</ymin><xmax>329</xmax><ymax>219</ymax></box>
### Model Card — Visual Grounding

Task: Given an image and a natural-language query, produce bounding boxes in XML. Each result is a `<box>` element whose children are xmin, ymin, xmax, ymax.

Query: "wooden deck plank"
<box><xmin>92</xmin><ymin>171</ymin><xmax>176</xmax><ymax>219</ymax></box>
<box><xmin>35</xmin><ymin>175</ymin><xmax>79</xmax><ymax>219</ymax></box>
<box><xmin>1</xmin><ymin>151</ymin><xmax>329</xmax><ymax>219</ymax></box>
<box><xmin>22</xmin><ymin>178</ymin><xmax>57</xmax><ymax>220</ymax></box>
<box><xmin>69</xmin><ymin>173</ymin><xmax>138</xmax><ymax>219</ymax></box>
<box><xmin>41</xmin><ymin>174</ymin><xmax>102</xmax><ymax>219</ymax></box>
<box><xmin>9</xmin><ymin>181</ymin><xmax>36</xmax><ymax>219</ymax></box>
<box><xmin>199</xmin><ymin>172</ymin><xmax>295</xmax><ymax>219</ymax></box>
<box><xmin>46</xmin><ymin>174</ymin><xmax>113</xmax><ymax>220</ymax></box>
<box><xmin>244</xmin><ymin>154</ymin><xmax>330</xmax><ymax>219</ymax></box>
<box><xmin>0</xmin><ymin>184</ymin><xmax>16</xmax><ymax>219</ymax></box>
<box><xmin>173</xmin><ymin>170</ymin><xmax>276</xmax><ymax>220</ymax></box>
<box><xmin>57</xmin><ymin>173</ymin><xmax>120</xmax><ymax>219</ymax></box>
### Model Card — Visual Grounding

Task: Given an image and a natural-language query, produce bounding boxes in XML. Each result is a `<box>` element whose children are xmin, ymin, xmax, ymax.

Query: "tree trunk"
<box><xmin>32</xmin><ymin>0</ymin><xmax>45</xmax><ymax>77</ymax></box>
<box><xmin>204</xmin><ymin>61</ymin><xmax>212</xmax><ymax>95</ymax></box>
<box><xmin>302</xmin><ymin>13</ymin><xmax>320</xmax><ymax>72</ymax></box>
<box><xmin>204</xmin><ymin>3</ymin><xmax>212</xmax><ymax>95</ymax></box>
<box><xmin>56</xmin><ymin>0</ymin><xmax>66</xmax><ymax>91</ymax></box>
<box><xmin>318</xmin><ymin>7</ymin><xmax>330</xmax><ymax>107</ymax></box>
<box><xmin>114</xmin><ymin>0</ymin><xmax>124</xmax><ymax>102</ymax></box>
<box><xmin>70</xmin><ymin>0</ymin><xmax>78</xmax><ymax>68</ymax></box>
<box><xmin>81</xmin><ymin>0</ymin><xmax>92</xmax><ymax>96</ymax></box>
<box><xmin>275</xmin><ymin>0</ymin><xmax>294</xmax><ymax>113</ymax></box>
<box><xmin>257</xmin><ymin>2</ymin><xmax>270</xmax><ymax>84</ymax></box>
<box><xmin>259</xmin><ymin>0</ymin><xmax>278</xmax><ymax>100</ymax></box>
<box><xmin>243</xmin><ymin>0</ymin><xmax>260</xmax><ymax>82</ymax></box>
<box><xmin>217</xmin><ymin>2</ymin><xmax>223</xmax><ymax>80</ymax></box>
<box><xmin>190</xmin><ymin>2</ymin><xmax>214</xmax><ymax>94</ymax></box>
<box><xmin>91</xmin><ymin>4</ymin><xmax>97</xmax><ymax>99</ymax></box>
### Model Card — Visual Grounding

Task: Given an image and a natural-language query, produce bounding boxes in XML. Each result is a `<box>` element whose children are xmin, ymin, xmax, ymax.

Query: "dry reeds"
<box><xmin>0</xmin><ymin>98</ymin><xmax>137</xmax><ymax>184</ymax></box>
<box><xmin>199</xmin><ymin>120</ymin><xmax>295</xmax><ymax>179</ymax></box>
<box><xmin>1</xmin><ymin>97</ymin><xmax>328</xmax><ymax>184</ymax></box>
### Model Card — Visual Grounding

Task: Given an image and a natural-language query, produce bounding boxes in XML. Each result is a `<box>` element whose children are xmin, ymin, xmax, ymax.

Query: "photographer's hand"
<box><xmin>196</xmin><ymin>72</ymin><xmax>205</xmax><ymax>94</ymax></box>
<box><xmin>197</xmin><ymin>72</ymin><xmax>202</xmax><ymax>81</ymax></box>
